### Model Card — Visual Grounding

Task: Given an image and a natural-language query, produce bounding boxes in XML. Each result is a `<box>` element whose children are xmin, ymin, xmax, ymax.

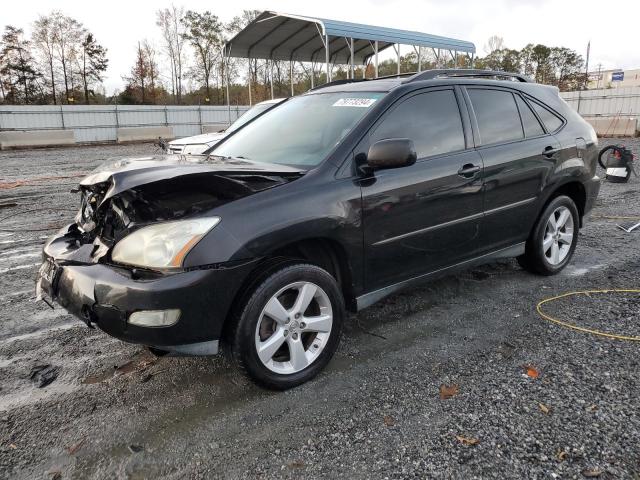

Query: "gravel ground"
<box><xmin>0</xmin><ymin>139</ymin><xmax>639</xmax><ymax>479</ymax></box>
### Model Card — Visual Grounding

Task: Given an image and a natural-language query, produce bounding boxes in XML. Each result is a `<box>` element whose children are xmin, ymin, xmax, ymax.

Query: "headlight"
<box><xmin>182</xmin><ymin>144</ymin><xmax>208</xmax><ymax>155</ymax></box>
<box><xmin>111</xmin><ymin>217</ymin><xmax>220</xmax><ymax>269</ymax></box>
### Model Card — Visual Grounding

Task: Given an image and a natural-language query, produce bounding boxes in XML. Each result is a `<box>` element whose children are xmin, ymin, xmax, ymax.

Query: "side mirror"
<box><xmin>367</xmin><ymin>138</ymin><xmax>417</xmax><ymax>170</ymax></box>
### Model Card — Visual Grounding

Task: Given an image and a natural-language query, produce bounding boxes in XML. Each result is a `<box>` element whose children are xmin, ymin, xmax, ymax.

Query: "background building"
<box><xmin>588</xmin><ymin>68</ymin><xmax>640</xmax><ymax>89</ymax></box>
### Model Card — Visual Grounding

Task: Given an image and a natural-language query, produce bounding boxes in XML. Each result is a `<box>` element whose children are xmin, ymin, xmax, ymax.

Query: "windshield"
<box><xmin>211</xmin><ymin>92</ymin><xmax>384</xmax><ymax>167</ymax></box>
<box><xmin>226</xmin><ymin>102</ymin><xmax>275</xmax><ymax>133</ymax></box>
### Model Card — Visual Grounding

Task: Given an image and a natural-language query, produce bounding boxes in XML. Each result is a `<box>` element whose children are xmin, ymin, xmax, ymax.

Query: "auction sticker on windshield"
<box><xmin>332</xmin><ymin>98</ymin><xmax>378</xmax><ymax>107</ymax></box>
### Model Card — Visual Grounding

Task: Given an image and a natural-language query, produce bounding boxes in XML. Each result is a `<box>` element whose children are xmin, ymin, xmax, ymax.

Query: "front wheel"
<box><xmin>229</xmin><ymin>263</ymin><xmax>345</xmax><ymax>390</ymax></box>
<box><xmin>518</xmin><ymin>195</ymin><xmax>579</xmax><ymax>275</ymax></box>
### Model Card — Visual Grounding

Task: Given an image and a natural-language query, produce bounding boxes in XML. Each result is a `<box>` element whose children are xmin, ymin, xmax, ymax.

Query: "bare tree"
<box><xmin>123</xmin><ymin>42</ymin><xmax>149</xmax><ymax>103</ymax></box>
<box><xmin>227</xmin><ymin>10</ymin><xmax>261</xmax><ymax>101</ymax></box>
<box><xmin>51</xmin><ymin>12</ymin><xmax>84</xmax><ymax>103</ymax></box>
<box><xmin>156</xmin><ymin>5</ymin><xmax>187</xmax><ymax>103</ymax></box>
<box><xmin>484</xmin><ymin>35</ymin><xmax>505</xmax><ymax>55</ymax></box>
<box><xmin>32</xmin><ymin>13</ymin><xmax>58</xmax><ymax>104</ymax></box>
<box><xmin>142</xmin><ymin>40</ymin><xmax>159</xmax><ymax>103</ymax></box>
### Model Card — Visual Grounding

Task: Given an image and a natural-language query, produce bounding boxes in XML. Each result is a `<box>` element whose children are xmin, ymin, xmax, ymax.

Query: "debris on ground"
<box><xmin>523</xmin><ymin>365</ymin><xmax>540</xmax><ymax>379</ymax></box>
<box><xmin>28</xmin><ymin>364</ymin><xmax>59</xmax><ymax>388</ymax></box>
<box><xmin>439</xmin><ymin>384</ymin><xmax>459</xmax><ymax>399</ymax></box>
<box><xmin>455</xmin><ymin>435</ymin><xmax>480</xmax><ymax>446</ymax></box>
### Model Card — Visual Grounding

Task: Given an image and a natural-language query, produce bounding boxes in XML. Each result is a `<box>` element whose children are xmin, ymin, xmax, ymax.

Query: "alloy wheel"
<box><xmin>542</xmin><ymin>206</ymin><xmax>574</xmax><ymax>265</ymax></box>
<box><xmin>254</xmin><ymin>281</ymin><xmax>333</xmax><ymax>374</ymax></box>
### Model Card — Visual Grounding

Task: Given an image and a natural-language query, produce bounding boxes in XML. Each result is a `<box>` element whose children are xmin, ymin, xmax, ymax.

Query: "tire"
<box><xmin>518</xmin><ymin>195</ymin><xmax>579</xmax><ymax>276</ymax></box>
<box><xmin>228</xmin><ymin>263</ymin><xmax>345</xmax><ymax>390</ymax></box>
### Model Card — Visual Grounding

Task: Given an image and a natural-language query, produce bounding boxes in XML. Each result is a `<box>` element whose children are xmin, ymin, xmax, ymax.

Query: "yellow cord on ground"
<box><xmin>536</xmin><ymin>289</ymin><xmax>640</xmax><ymax>341</ymax></box>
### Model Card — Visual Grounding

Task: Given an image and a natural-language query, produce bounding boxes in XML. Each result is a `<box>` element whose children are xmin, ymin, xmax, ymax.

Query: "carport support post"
<box><xmin>248</xmin><ymin>60</ymin><xmax>252</xmax><ymax>106</ymax></box>
<box><xmin>374</xmin><ymin>40</ymin><xmax>379</xmax><ymax>78</ymax></box>
<box><xmin>396</xmin><ymin>44</ymin><xmax>401</xmax><ymax>75</ymax></box>
<box><xmin>350</xmin><ymin>37</ymin><xmax>354</xmax><ymax>79</ymax></box>
<box><xmin>225</xmin><ymin>54</ymin><xmax>231</xmax><ymax>124</ymax></box>
<box><xmin>310</xmin><ymin>62</ymin><xmax>315</xmax><ymax>88</ymax></box>
<box><xmin>269</xmin><ymin>60</ymin><xmax>274</xmax><ymax>100</ymax></box>
<box><xmin>325</xmin><ymin>33</ymin><xmax>331</xmax><ymax>82</ymax></box>
<box><xmin>417</xmin><ymin>46</ymin><xmax>422</xmax><ymax>72</ymax></box>
<box><xmin>290</xmin><ymin>61</ymin><xmax>294</xmax><ymax>96</ymax></box>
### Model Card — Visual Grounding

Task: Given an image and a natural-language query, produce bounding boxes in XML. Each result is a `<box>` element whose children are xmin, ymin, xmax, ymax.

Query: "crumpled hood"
<box><xmin>80</xmin><ymin>155</ymin><xmax>304</xmax><ymax>203</ymax></box>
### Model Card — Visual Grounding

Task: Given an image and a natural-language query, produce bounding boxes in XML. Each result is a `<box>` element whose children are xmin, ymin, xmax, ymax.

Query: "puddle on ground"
<box><xmin>564</xmin><ymin>263</ymin><xmax>605</xmax><ymax>276</ymax></box>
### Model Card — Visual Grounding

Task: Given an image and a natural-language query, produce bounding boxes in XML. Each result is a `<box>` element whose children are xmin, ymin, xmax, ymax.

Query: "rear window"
<box><xmin>530</xmin><ymin>100</ymin><xmax>564</xmax><ymax>132</ymax></box>
<box><xmin>468</xmin><ymin>89</ymin><xmax>524</xmax><ymax>145</ymax></box>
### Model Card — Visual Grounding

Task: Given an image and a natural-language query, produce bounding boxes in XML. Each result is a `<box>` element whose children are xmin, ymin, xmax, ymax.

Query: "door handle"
<box><xmin>457</xmin><ymin>164</ymin><xmax>481</xmax><ymax>177</ymax></box>
<box><xmin>543</xmin><ymin>146</ymin><xmax>560</xmax><ymax>158</ymax></box>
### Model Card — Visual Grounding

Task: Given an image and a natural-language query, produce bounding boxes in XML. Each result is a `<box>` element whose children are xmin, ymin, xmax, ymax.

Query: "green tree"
<box><xmin>0</xmin><ymin>25</ymin><xmax>41</xmax><ymax>104</ymax></box>
<box><xmin>79</xmin><ymin>33</ymin><xmax>108</xmax><ymax>104</ymax></box>
<box><xmin>182</xmin><ymin>10</ymin><xmax>223</xmax><ymax>103</ymax></box>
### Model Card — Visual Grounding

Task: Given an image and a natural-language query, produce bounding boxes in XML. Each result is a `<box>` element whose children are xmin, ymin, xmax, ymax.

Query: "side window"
<box><xmin>530</xmin><ymin>100</ymin><xmax>563</xmax><ymax>132</ymax></box>
<box><xmin>371</xmin><ymin>90</ymin><xmax>465</xmax><ymax>159</ymax></box>
<box><xmin>516</xmin><ymin>95</ymin><xmax>545</xmax><ymax>137</ymax></box>
<box><xmin>468</xmin><ymin>89</ymin><xmax>523</xmax><ymax>145</ymax></box>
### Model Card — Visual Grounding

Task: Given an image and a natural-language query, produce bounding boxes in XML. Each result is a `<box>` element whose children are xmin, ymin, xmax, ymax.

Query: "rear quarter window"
<box><xmin>529</xmin><ymin>99</ymin><xmax>564</xmax><ymax>132</ymax></box>
<box><xmin>515</xmin><ymin>95</ymin><xmax>545</xmax><ymax>138</ymax></box>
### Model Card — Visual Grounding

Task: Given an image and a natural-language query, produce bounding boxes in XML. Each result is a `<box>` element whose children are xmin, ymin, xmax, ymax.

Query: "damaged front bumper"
<box><xmin>36</xmin><ymin>224</ymin><xmax>258</xmax><ymax>355</ymax></box>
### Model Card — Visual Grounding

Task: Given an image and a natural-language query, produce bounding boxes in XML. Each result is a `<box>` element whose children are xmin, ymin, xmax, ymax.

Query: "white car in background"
<box><xmin>166</xmin><ymin>98</ymin><xmax>286</xmax><ymax>155</ymax></box>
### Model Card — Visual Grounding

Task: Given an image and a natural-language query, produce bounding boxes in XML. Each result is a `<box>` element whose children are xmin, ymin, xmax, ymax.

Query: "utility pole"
<box><xmin>578</xmin><ymin>40</ymin><xmax>591</xmax><ymax>114</ymax></box>
<box><xmin>584</xmin><ymin>40</ymin><xmax>591</xmax><ymax>90</ymax></box>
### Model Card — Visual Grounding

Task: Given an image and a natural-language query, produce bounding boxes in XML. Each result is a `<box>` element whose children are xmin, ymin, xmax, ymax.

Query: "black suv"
<box><xmin>37</xmin><ymin>70</ymin><xmax>600</xmax><ymax>389</ymax></box>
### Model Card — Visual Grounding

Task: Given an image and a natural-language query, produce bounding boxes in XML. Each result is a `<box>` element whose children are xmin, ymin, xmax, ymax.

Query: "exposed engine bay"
<box><xmin>75</xmin><ymin>172</ymin><xmax>297</xmax><ymax>245</ymax></box>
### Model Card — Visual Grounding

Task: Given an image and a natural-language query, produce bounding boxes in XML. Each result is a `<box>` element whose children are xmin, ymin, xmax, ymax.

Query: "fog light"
<box><xmin>128</xmin><ymin>309</ymin><xmax>180</xmax><ymax>327</ymax></box>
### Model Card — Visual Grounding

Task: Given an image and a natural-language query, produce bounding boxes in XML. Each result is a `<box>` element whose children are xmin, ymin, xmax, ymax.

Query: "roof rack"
<box><xmin>309</xmin><ymin>69</ymin><xmax>532</xmax><ymax>92</ymax></box>
<box><xmin>310</xmin><ymin>72</ymin><xmax>417</xmax><ymax>91</ymax></box>
<box><xmin>407</xmin><ymin>69</ymin><xmax>532</xmax><ymax>83</ymax></box>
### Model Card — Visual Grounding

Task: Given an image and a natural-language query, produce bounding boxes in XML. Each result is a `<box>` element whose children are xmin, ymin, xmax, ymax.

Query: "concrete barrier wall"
<box><xmin>201</xmin><ymin>123</ymin><xmax>228</xmax><ymax>134</ymax></box>
<box><xmin>0</xmin><ymin>129</ymin><xmax>75</xmax><ymax>150</ymax></box>
<box><xmin>583</xmin><ymin>117</ymin><xmax>639</xmax><ymax>137</ymax></box>
<box><xmin>116</xmin><ymin>126</ymin><xmax>174</xmax><ymax>143</ymax></box>
<box><xmin>561</xmin><ymin>87</ymin><xmax>640</xmax><ymax>137</ymax></box>
<box><xmin>0</xmin><ymin>105</ymin><xmax>250</xmax><ymax>146</ymax></box>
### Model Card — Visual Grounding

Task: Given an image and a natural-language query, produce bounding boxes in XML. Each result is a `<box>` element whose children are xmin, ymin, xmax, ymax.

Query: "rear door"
<box><xmin>464</xmin><ymin>87</ymin><xmax>561</xmax><ymax>253</ymax></box>
<box><xmin>358</xmin><ymin>87</ymin><xmax>485</xmax><ymax>291</ymax></box>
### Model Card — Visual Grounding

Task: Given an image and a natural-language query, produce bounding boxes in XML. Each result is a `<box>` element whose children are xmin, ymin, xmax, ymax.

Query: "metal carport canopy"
<box><xmin>224</xmin><ymin>11</ymin><xmax>476</xmax><ymax>65</ymax></box>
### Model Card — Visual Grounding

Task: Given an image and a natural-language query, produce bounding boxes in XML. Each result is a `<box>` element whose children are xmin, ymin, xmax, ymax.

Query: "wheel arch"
<box><xmin>539</xmin><ymin>180</ymin><xmax>587</xmax><ymax>227</ymax></box>
<box><xmin>224</xmin><ymin>237</ymin><xmax>358</xmax><ymax>340</ymax></box>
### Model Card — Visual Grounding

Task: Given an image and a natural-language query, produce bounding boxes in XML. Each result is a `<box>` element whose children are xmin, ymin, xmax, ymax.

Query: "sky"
<box><xmin>5</xmin><ymin>0</ymin><xmax>639</xmax><ymax>94</ymax></box>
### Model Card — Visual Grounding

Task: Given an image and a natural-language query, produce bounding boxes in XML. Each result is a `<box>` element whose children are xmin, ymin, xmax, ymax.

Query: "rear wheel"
<box><xmin>518</xmin><ymin>195</ymin><xmax>579</xmax><ymax>275</ymax></box>
<box><xmin>229</xmin><ymin>263</ymin><xmax>344</xmax><ymax>390</ymax></box>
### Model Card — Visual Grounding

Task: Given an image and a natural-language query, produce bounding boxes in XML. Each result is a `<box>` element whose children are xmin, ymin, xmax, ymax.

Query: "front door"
<box><xmin>357</xmin><ymin>88</ymin><xmax>484</xmax><ymax>292</ymax></box>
